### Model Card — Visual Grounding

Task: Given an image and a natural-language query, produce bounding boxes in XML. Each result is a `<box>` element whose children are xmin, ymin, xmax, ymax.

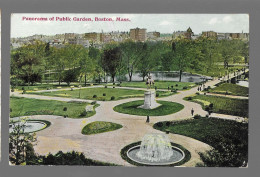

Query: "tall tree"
<box><xmin>172</xmin><ymin>40</ymin><xmax>192</xmax><ymax>82</ymax></box>
<box><xmin>120</xmin><ymin>40</ymin><xmax>143</xmax><ymax>81</ymax></box>
<box><xmin>101</xmin><ymin>47</ymin><xmax>122</xmax><ymax>82</ymax></box>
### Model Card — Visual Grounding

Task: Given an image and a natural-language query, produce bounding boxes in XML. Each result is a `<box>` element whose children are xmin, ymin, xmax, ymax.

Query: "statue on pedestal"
<box><xmin>146</xmin><ymin>75</ymin><xmax>154</xmax><ymax>89</ymax></box>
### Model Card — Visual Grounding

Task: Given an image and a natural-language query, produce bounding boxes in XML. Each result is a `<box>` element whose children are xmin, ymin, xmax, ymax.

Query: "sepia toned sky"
<box><xmin>11</xmin><ymin>14</ymin><xmax>249</xmax><ymax>38</ymax></box>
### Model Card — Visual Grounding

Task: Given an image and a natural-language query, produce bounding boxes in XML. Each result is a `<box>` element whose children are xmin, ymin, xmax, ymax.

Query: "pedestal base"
<box><xmin>138</xmin><ymin>90</ymin><xmax>161</xmax><ymax>109</ymax></box>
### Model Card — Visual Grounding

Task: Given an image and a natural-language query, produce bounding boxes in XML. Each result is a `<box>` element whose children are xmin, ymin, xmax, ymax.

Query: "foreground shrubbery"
<box><xmin>26</xmin><ymin>150</ymin><xmax>118</xmax><ymax>166</ymax></box>
<box><xmin>153</xmin><ymin>118</ymin><xmax>248</xmax><ymax>167</ymax></box>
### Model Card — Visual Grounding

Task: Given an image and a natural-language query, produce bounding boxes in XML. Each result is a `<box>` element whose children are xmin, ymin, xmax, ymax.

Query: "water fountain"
<box><xmin>127</xmin><ymin>133</ymin><xmax>185</xmax><ymax>166</ymax></box>
<box><xmin>9</xmin><ymin>121</ymin><xmax>48</xmax><ymax>133</ymax></box>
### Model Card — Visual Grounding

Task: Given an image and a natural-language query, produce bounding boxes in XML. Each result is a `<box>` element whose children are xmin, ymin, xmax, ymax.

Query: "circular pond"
<box><xmin>9</xmin><ymin>120</ymin><xmax>49</xmax><ymax>133</ymax></box>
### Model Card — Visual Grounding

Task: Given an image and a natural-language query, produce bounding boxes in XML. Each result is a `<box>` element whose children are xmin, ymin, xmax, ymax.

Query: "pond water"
<box><xmin>110</xmin><ymin>71</ymin><xmax>211</xmax><ymax>83</ymax></box>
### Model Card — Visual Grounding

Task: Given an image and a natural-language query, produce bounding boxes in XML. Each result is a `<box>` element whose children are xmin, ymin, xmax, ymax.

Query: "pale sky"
<box><xmin>11</xmin><ymin>14</ymin><xmax>249</xmax><ymax>38</ymax></box>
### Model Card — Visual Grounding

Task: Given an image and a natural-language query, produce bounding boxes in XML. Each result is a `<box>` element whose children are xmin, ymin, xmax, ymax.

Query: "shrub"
<box><xmin>207</xmin><ymin>86</ymin><xmax>211</xmax><ymax>89</ymax></box>
<box><xmin>209</xmin><ymin>103</ymin><xmax>214</xmax><ymax>108</ymax></box>
<box><xmin>113</xmin><ymin>83</ymin><xmax>115</xmax><ymax>85</ymax></box>
<box><xmin>80</xmin><ymin>110</ymin><xmax>87</xmax><ymax>117</ymax></box>
<box><xmin>175</xmin><ymin>84</ymin><xmax>178</xmax><ymax>87</ymax></box>
<box><xmin>156</xmin><ymin>93</ymin><xmax>159</xmax><ymax>97</ymax></box>
<box><xmin>103</xmin><ymin>93</ymin><xmax>106</xmax><ymax>96</ymax></box>
<box><xmin>196</xmin><ymin>92</ymin><xmax>200</xmax><ymax>95</ymax></box>
<box><xmin>171</xmin><ymin>85</ymin><xmax>174</xmax><ymax>88</ymax></box>
<box><xmin>104</xmin><ymin>85</ymin><xmax>107</xmax><ymax>88</ymax></box>
<box><xmin>93</xmin><ymin>95</ymin><xmax>97</xmax><ymax>98</ymax></box>
<box><xmin>113</xmin><ymin>86</ymin><xmax>115</xmax><ymax>88</ymax></box>
<box><xmin>166</xmin><ymin>122</ymin><xmax>171</xmax><ymax>127</ymax></box>
<box><xmin>111</xmin><ymin>96</ymin><xmax>115</xmax><ymax>100</ymax></box>
<box><xmin>187</xmin><ymin>97</ymin><xmax>192</xmax><ymax>100</ymax></box>
<box><xmin>157</xmin><ymin>122</ymin><xmax>163</xmax><ymax>127</ymax></box>
<box><xmin>22</xmin><ymin>90</ymin><xmax>26</xmax><ymax>94</ymax></box>
<box><xmin>183</xmin><ymin>86</ymin><xmax>188</xmax><ymax>89</ymax></box>
<box><xmin>155</xmin><ymin>86</ymin><xmax>157</xmax><ymax>90</ymax></box>
<box><xmin>205</xmin><ymin>106</ymin><xmax>210</xmax><ymax>112</ymax></box>
<box><xmin>91</xmin><ymin>101</ymin><xmax>97</xmax><ymax>105</ymax></box>
<box><xmin>63</xmin><ymin>107</ymin><xmax>67</xmax><ymax>111</ymax></box>
<box><xmin>22</xmin><ymin>87</ymin><xmax>25</xmax><ymax>90</ymax></box>
<box><xmin>194</xmin><ymin>114</ymin><xmax>201</xmax><ymax>119</ymax></box>
<box><xmin>11</xmin><ymin>88</ymin><xmax>14</xmax><ymax>92</ymax></box>
<box><xmin>10</xmin><ymin>108</ymin><xmax>12</xmax><ymax>112</ymax></box>
<box><xmin>168</xmin><ymin>86</ymin><xmax>170</xmax><ymax>90</ymax></box>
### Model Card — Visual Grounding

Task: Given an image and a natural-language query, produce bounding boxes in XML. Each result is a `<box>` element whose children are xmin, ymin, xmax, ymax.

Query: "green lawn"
<box><xmin>10</xmin><ymin>97</ymin><xmax>98</xmax><ymax>118</ymax></box>
<box><xmin>187</xmin><ymin>65</ymin><xmax>245</xmax><ymax>77</ymax></box>
<box><xmin>184</xmin><ymin>95</ymin><xmax>248</xmax><ymax>117</ymax></box>
<box><xmin>209</xmin><ymin>83</ymin><xmax>249</xmax><ymax>96</ymax></box>
<box><xmin>82</xmin><ymin>121</ymin><xmax>123</xmax><ymax>135</ymax></box>
<box><xmin>153</xmin><ymin>118</ymin><xmax>248</xmax><ymax>167</ymax></box>
<box><xmin>29</xmin><ymin>88</ymin><xmax>173</xmax><ymax>101</ymax></box>
<box><xmin>120</xmin><ymin>81</ymin><xmax>194</xmax><ymax>90</ymax></box>
<box><xmin>113</xmin><ymin>100</ymin><xmax>184</xmax><ymax>116</ymax></box>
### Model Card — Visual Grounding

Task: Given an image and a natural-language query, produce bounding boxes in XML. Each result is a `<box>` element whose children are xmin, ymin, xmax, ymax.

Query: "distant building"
<box><xmin>147</xmin><ymin>31</ymin><xmax>160</xmax><ymax>40</ymax></box>
<box><xmin>84</xmin><ymin>32</ymin><xmax>101</xmax><ymax>42</ymax></box>
<box><xmin>130</xmin><ymin>28</ymin><xmax>147</xmax><ymax>42</ymax></box>
<box><xmin>202</xmin><ymin>31</ymin><xmax>217</xmax><ymax>38</ymax></box>
<box><xmin>173</xmin><ymin>27</ymin><xmax>194</xmax><ymax>40</ymax></box>
<box><xmin>64</xmin><ymin>33</ymin><xmax>76</xmax><ymax>39</ymax></box>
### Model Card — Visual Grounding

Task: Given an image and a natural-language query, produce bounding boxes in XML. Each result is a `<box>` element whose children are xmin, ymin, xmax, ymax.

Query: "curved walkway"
<box><xmin>10</xmin><ymin>70</ymin><xmax>248</xmax><ymax>166</ymax></box>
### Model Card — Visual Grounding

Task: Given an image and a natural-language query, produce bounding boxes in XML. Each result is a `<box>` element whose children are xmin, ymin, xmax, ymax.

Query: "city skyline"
<box><xmin>11</xmin><ymin>14</ymin><xmax>249</xmax><ymax>38</ymax></box>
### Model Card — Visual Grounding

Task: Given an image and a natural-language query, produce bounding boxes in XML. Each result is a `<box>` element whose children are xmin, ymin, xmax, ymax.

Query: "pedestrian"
<box><xmin>146</xmin><ymin>115</ymin><xmax>150</xmax><ymax>123</ymax></box>
<box><xmin>197</xmin><ymin>87</ymin><xmax>199</xmax><ymax>91</ymax></box>
<box><xmin>191</xmin><ymin>108</ymin><xmax>194</xmax><ymax>116</ymax></box>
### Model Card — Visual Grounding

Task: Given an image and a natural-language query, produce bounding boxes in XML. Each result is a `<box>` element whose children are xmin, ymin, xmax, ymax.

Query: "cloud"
<box><xmin>223</xmin><ymin>16</ymin><xmax>233</xmax><ymax>23</ymax></box>
<box><xmin>159</xmin><ymin>20</ymin><xmax>172</xmax><ymax>26</ymax></box>
<box><xmin>209</xmin><ymin>17</ymin><xmax>219</xmax><ymax>25</ymax></box>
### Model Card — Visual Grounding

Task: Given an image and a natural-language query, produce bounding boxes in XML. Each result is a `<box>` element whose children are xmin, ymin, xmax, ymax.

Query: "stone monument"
<box><xmin>138</xmin><ymin>75</ymin><xmax>160</xmax><ymax>109</ymax></box>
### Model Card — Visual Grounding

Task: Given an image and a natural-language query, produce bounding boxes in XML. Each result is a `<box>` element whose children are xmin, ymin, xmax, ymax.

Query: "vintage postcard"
<box><xmin>10</xmin><ymin>14</ymin><xmax>249</xmax><ymax>167</ymax></box>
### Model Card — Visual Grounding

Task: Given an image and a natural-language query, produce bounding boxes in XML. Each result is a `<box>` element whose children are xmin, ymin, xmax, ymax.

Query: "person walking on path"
<box><xmin>146</xmin><ymin>116</ymin><xmax>150</xmax><ymax>123</ymax></box>
<box><xmin>191</xmin><ymin>108</ymin><xmax>194</xmax><ymax>116</ymax></box>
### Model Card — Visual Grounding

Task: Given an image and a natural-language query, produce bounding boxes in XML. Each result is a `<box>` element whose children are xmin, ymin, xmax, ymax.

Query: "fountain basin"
<box><xmin>9</xmin><ymin>120</ymin><xmax>49</xmax><ymax>133</ymax></box>
<box><xmin>127</xmin><ymin>145</ymin><xmax>185</xmax><ymax>166</ymax></box>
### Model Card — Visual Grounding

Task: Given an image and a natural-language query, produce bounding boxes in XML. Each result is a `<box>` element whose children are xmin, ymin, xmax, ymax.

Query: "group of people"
<box><xmin>197</xmin><ymin>83</ymin><xmax>205</xmax><ymax>92</ymax></box>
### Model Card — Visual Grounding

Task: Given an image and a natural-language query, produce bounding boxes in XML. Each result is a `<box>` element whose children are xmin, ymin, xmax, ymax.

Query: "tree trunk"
<box><xmin>84</xmin><ymin>74</ymin><xmax>87</xmax><ymax>86</ymax></box>
<box><xmin>129</xmin><ymin>71</ymin><xmax>132</xmax><ymax>82</ymax></box>
<box><xmin>112</xmin><ymin>75</ymin><xmax>115</xmax><ymax>82</ymax></box>
<box><xmin>179</xmin><ymin>70</ymin><xmax>182</xmax><ymax>82</ymax></box>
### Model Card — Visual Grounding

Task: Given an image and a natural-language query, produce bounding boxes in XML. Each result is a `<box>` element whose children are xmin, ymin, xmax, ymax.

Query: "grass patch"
<box><xmin>184</xmin><ymin>95</ymin><xmax>248</xmax><ymax>117</ymax></box>
<box><xmin>153</xmin><ymin>118</ymin><xmax>248</xmax><ymax>167</ymax></box>
<box><xmin>10</xmin><ymin>97</ymin><xmax>99</xmax><ymax>118</ymax></box>
<box><xmin>209</xmin><ymin>83</ymin><xmax>248</xmax><ymax>97</ymax></box>
<box><xmin>82</xmin><ymin>121</ymin><xmax>123</xmax><ymax>135</ymax></box>
<box><xmin>120</xmin><ymin>141</ymin><xmax>191</xmax><ymax>166</ymax></box>
<box><xmin>113</xmin><ymin>100</ymin><xmax>184</xmax><ymax>116</ymax></box>
<box><xmin>29</xmin><ymin>88</ymin><xmax>173</xmax><ymax>101</ymax></box>
<box><xmin>120</xmin><ymin>81</ymin><xmax>193</xmax><ymax>90</ymax></box>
